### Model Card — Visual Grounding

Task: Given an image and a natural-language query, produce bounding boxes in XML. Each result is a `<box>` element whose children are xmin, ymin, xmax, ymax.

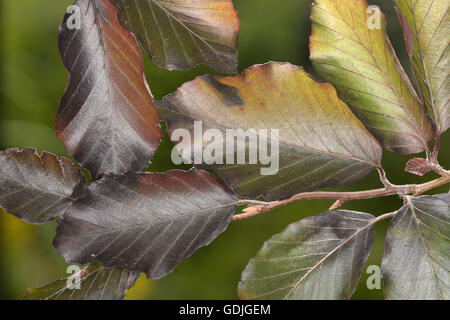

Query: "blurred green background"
<box><xmin>0</xmin><ymin>0</ymin><xmax>448</xmax><ymax>300</ymax></box>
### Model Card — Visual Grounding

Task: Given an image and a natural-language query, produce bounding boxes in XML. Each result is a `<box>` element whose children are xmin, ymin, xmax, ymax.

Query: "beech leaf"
<box><xmin>53</xmin><ymin>169</ymin><xmax>238</xmax><ymax>279</ymax></box>
<box><xmin>23</xmin><ymin>263</ymin><xmax>139</xmax><ymax>300</ymax></box>
<box><xmin>238</xmin><ymin>210</ymin><xmax>375</xmax><ymax>300</ymax></box>
<box><xmin>382</xmin><ymin>194</ymin><xmax>450</xmax><ymax>300</ymax></box>
<box><xmin>56</xmin><ymin>0</ymin><xmax>162</xmax><ymax>180</ymax></box>
<box><xmin>110</xmin><ymin>0</ymin><xmax>239</xmax><ymax>73</ymax></box>
<box><xmin>405</xmin><ymin>157</ymin><xmax>434</xmax><ymax>176</ymax></box>
<box><xmin>310</xmin><ymin>0</ymin><xmax>434</xmax><ymax>154</ymax></box>
<box><xmin>0</xmin><ymin>148</ymin><xmax>87</xmax><ymax>224</ymax></box>
<box><xmin>395</xmin><ymin>0</ymin><xmax>450</xmax><ymax>135</ymax></box>
<box><xmin>158</xmin><ymin>62</ymin><xmax>382</xmax><ymax>201</ymax></box>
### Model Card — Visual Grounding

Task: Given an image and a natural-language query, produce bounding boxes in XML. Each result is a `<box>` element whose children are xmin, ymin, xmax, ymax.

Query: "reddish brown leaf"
<box><xmin>53</xmin><ymin>169</ymin><xmax>238</xmax><ymax>279</ymax></box>
<box><xmin>56</xmin><ymin>0</ymin><xmax>162</xmax><ymax>180</ymax></box>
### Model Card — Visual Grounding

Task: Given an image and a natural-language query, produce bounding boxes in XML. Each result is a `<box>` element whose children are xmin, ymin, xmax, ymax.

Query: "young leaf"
<box><xmin>0</xmin><ymin>148</ymin><xmax>87</xmax><ymax>224</ymax></box>
<box><xmin>310</xmin><ymin>0</ymin><xmax>434</xmax><ymax>154</ymax></box>
<box><xmin>405</xmin><ymin>157</ymin><xmax>434</xmax><ymax>176</ymax></box>
<box><xmin>395</xmin><ymin>0</ymin><xmax>450</xmax><ymax>135</ymax></box>
<box><xmin>110</xmin><ymin>0</ymin><xmax>239</xmax><ymax>73</ymax></box>
<box><xmin>23</xmin><ymin>263</ymin><xmax>139</xmax><ymax>300</ymax></box>
<box><xmin>56</xmin><ymin>0</ymin><xmax>162</xmax><ymax>180</ymax></box>
<box><xmin>382</xmin><ymin>194</ymin><xmax>450</xmax><ymax>300</ymax></box>
<box><xmin>53</xmin><ymin>169</ymin><xmax>238</xmax><ymax>279</ymax></box>
<box><xmin>238</xmin><ymin>210</ymin><xmax>375</xmax><ymax>300</ymax></box>
<box><xmin>158</xmin><ymin>62</ymin><xmax>382</xmax><ymax>201</ymax></box>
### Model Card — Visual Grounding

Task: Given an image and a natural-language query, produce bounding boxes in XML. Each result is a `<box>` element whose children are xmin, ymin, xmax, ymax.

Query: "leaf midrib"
<box><xmin>161</xmin><ymin>106</ymin><xmax>379</xmax><ymax>167</ymax></box>
<box><xmin>282</xmin><ymin>217</ymin><xmax>374</xmax><ymax>299</ymax></box>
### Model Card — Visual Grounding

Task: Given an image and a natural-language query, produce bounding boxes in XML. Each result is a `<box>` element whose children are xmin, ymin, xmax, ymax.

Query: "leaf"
<box><xmin>395</xmin><ymin>0</ymin><xmax>450</xmax><ymax>135</ymax></box>
<box><xmin>53</xmin><ymin>169</ymin><xmax>238</xmax><ymax>279</ymax></box>
<box><xmin>405</xmin><ymin>157</ymin><xmax>434</xmax><ymax>176</ymax></box>
<box><xmin>56</xmin><ymin>0</ymin><xmax>162</xmax><ymax>180</ymax></box>
<box><xmin>110</xmin><ymin>0</ymin><xmax>239</xmax><ymax>73</ymax></box>
<box><xmin>23</xmin><ymin>263</ymin><xmax>139</xmax><ymax>300</ymax></box>
<box><xmin>382</xmin><ymin>194</ymin><xmax>450</xmax><ymax>300</ymax></box>
<box><xmin>0</xmin><ymin>148</ymin><xmax>87</xmax><ymax>224</ymax></box>
<box><xmin>310</xmin><ymin>0</ymin><xmax>434</xmax><ymax>154</ymax></box>
<box><xmin>238</xmin><ymin>210</ymin><xmax>375</xmax><ymax>300</ymax></box>
<box><xmin>157</xmin><ymin>62</ymin><xmax>382</xmax><ymax>201</ymax></box>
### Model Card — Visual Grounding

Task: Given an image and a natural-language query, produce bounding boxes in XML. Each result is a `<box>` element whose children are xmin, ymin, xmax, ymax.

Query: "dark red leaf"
<box><xmin>54</xmin><ymin>169</ymin><xmax>238</xmax><ymax>279</ymax></box>
<box><xmin>0</xmin><ymin>148</ymin><xmax>87</xmax><ymax>224</ymax></box>
<box><xmin>56</xmin><ymin>0</ymin><xmax>162</xmax><ymax>180</ymax></box>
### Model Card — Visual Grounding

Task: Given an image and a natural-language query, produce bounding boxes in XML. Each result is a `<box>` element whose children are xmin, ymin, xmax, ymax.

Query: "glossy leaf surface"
<box><xmin>56</xmin><ymin>0</ymin><xmax>162</xmax><ymax>180</ymax></box>
<box><xmin>54</xmin><ymin>169</ymin><xmax>238</xmax><ymax>279</ymax></box>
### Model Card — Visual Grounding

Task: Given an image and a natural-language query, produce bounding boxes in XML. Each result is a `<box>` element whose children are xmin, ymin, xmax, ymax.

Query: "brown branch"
<box><xmin>233</xmin><ymin>174</ymin><xmax>449</xmax><ymax>222</ymax></box>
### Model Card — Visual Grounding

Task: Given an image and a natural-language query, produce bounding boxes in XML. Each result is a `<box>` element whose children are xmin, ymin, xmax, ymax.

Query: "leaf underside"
<box><xmin>53</xmin><ymin>169</ymin><xmax>238</xmax><ymax>279</ymax></box>
<box><xmin>310</xmin><ymin>0</ymin><xmax>434</xmax><ymax>154</ymax></box>
<box><xmin>395</xmin><ymin>0</ymin><xmax>450</xmax><ymax>135</ymax></box>
<box><xmin>110</xmin><ymin>0</ymin><xmax>239</xmax><ymax>73</ymax></box>
<box><xmin>158</xmin><ymin>62</ymin><xmax>382</xmax><ymax>201</ymax></box>
<box><xmin>56</xmin><ymin>0</ymin><xmax>162</xmax><ymax>180</ymax></box>
<box><xmin>0</xmin><ymin>148</ymin><xmax>87</xmax><ymax>224</ymax></box>
<box><xmin>238</xmin><ymin>210</ymin><xmax>375</xmax><ymax>300</ymax></box>
<box><xmin>23</xmin><ymin>263</ymin><xmax>139</xmax><ymax>300</ymax></box>
<box><xmin>382</xmin><ymin>193</ymin><xmax>450</xmax><ymax>300</ymax></box>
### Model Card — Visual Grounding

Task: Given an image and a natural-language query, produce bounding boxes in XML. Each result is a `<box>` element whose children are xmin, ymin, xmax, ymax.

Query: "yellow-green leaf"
<box><xmin>310</xmin><ymin>0</ymin><xmax>434</xmax><ymax>154</ymax></box>
<box><xmin>395</xmin><ymin>0</ymin><xmax>450</xmax><ymax>135</ymax></box>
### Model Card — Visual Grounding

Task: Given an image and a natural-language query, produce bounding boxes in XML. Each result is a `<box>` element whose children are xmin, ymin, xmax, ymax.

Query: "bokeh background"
<box><xmin>0</xmin><ymin>0</ymin><xmax>448</xmax><ymax>300</ymax></box>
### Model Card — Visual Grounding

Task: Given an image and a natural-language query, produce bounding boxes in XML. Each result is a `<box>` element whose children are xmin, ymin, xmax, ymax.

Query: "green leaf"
<box><xmin>57</xmin><ymin>0</ymin><xmax>162</xmax><ymax>180</ymax></box>
<box><xmin>23</xmin><ymin>263</ymin><xmax>139</xmax><ymax>300</ymax></box>
<box><xmin>382</xmin><ymin>193</ymin><xmax>450</xmax><ymax>300</ymax></box>
<box><xmin>54</xmin><ymin>169</ymin><xmax>238</xmax><ymax>279</ymax></box>
<box><xmin>395</xmin><ymin>0</ymin><xmax>450</xmax><ymax>135</ymax></box>
<box><xmin>110</xmin><ymin>0</ymin><xmax>239</xmax><ymax>73</ymax></box>
<box><xmin>0</xmin><ymin>148</ymin><xmax>87</xmax><ymax>224</ymax></box>
<box><xmin>310</xmin><ymin>0</ymin><xmax>434</xmax><ymax>154</ymax></box>
<box><xmin>158</xmin><ymin>62</ymin><xmax>382</xmax><ymax>201</ymax></box>
<box><xmin>238</xmin><ymin>210</ymin><xmax>375</xmax><ymax>300</ymax></box>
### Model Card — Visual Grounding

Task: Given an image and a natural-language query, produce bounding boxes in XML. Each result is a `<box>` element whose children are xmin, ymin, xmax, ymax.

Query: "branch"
<box><xmin>233</xmin><ymin>174</ymin><xmax>449</xmax><ymax>222</ymax></box>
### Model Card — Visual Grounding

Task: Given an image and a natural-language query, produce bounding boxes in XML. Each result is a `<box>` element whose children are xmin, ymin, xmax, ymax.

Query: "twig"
<box><xmin>377</xmin><ymin>166</ymin><xmax>394</xmax><ymax>188</ymax></box>
<box><xmin>233</xmin><ymin>175</ymin><xmax>449</xmax><ymax>222</ymax></box>
<box><xmin>329</xmin><ymin>199</ymin><xmax>346</xmax><ymax>210</ymax></box>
